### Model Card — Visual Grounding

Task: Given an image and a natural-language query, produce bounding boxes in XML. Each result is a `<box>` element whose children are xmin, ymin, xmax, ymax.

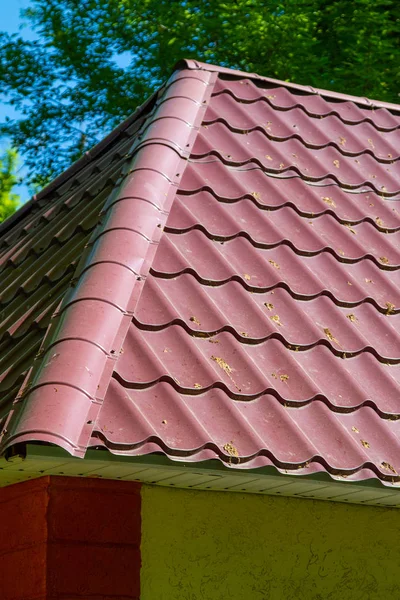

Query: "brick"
<box><xmin>48</xmin><ymin>477</ymin><xmax>141</xmax><ymax>546</ymax></box>
<box><xmin>47</xmin><ymin>542</ymin><xmax>141</xmax><ymax>598</ymax></box>
<box><xmin>0</xmin><ymin>477</ymin><xmax>50</xmax><ymax>505</ymax></box>
<box><xmin>1</xmin><ymin>545</ymin><xmax>47</xmax><ymax>600</ymax></box>
<box><xmin>0</xmin><ymin>484</ymin><xmax>48</xmax><ymax>553</ymax></box>
<box><xmin>0</xmin><ymin>476</ymin><xmax>141</xmax><ymax>600</ymax></box>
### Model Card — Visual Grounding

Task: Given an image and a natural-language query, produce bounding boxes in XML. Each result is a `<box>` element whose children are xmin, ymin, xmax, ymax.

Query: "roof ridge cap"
<box><xmin>1</xmin><ymin>68</ymin><xmax>216</xmax><ymax>458</ymax></box>
<box><xmin>177</xmin><ymin>58</ymin><xmax>400</xmax><ymax>113</ymax></box>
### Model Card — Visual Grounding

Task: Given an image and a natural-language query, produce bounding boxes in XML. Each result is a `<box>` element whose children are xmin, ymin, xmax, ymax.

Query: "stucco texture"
<box><xmin>141</xmin><ymin>485</ymin><xmax>400</xmax><ymax>600</ymax></box>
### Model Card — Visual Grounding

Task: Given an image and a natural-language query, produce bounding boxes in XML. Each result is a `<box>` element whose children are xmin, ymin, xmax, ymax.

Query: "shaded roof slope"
<box><xmin>1</xmin><ymin>60</ymin><xmax>400</xmax><ymax>486</ymax></box>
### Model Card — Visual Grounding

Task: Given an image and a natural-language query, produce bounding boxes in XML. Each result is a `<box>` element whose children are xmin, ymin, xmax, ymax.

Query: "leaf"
<box><xmin>381</xmin><ymin>461</ymin><xmax>397</xmax><ymax>474</ymax></box>
<box><xmin>270</xmin><ymin>314</ymin><xmax>282</xmax><ymax>326</ymax></box>
<box><xmin>189</xmin><ymin>315</ymin><xmax>201</xmax><ymax>326</ymax></box>
<box><xmin>323</xmin><ymin>327</ymin><xmax>342</xmax><ymax>347</ymax></box>
<box><xmin>0</xmin><ymin>148</ymin><xmax>20</xmax><ymax>223</ymax></box>
<box><xmin>211</xmin><ymin>355</ymin><xmax>232</xmax><ymax>375</ymax></box>
<box><xmin>211</xmin><ymin>355</ymin><xmax>241</xmax><ymax>392</ymax></box>
<box><xmin>385</xmin><ymin>302</ymin><xmax>395</xmax><ymax>315</ymax></box>
<box><xmin>223</xmin><ymin>441</ymin><xmax>239</xmax><ymax>458</ymax></box>
<box><xmin>346</xmin><ymin>313</ymin><xmax>358</xmax><ymax>322</ymax></box>
<box><xmin>344</xmin><ymin>223</ymin><xmax>357</xmax><ymax>235</ymax></box>
<box><xmin>322</xmin><ymin>196</ymin><xmax>336</xmax><ymax>207</ymax></box>
<box><xmin>268</xmin><ymin>260</ymin><xmax>280</xmax><ymax>269</ymax></box>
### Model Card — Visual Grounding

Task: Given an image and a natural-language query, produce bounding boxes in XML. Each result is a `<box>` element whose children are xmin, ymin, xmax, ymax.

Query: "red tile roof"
<box><xmin>1</xmin><ymin>60</ymin><xmax>400</xmax><ymax>485</ymax></box>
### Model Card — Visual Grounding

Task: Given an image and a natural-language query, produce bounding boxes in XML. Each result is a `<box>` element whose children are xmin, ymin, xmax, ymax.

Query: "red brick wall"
<box><xmin>0</xmin><ymin>478</ymin><xmax>48</xmax><ymax>600</ymax></box>
<box><xmin>0</xmin><ymin>476</ymin><xmax>141</xmax><ymax>600</ymax></box>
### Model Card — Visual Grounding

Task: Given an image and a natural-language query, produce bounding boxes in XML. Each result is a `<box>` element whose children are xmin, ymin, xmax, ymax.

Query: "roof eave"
<box><xmin>2</xmin><ymin>444</ymin><xmax>400</xmax><ymax>508</ymax></box>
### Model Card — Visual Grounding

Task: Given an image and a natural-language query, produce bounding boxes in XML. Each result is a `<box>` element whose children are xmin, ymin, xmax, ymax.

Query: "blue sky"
<box><xmin>0</xmin><ymin>0</ymin><xmax>36</xmax><ymax>202</ymax></box>
<box><xmin>0</xmin><ymin>1</ymin><xmax>132</xmax><ymax>204</ymax></box>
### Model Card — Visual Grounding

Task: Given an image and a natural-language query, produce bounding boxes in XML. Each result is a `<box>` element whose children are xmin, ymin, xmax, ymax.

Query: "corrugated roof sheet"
<box><xmin>1</xmin><ymin>60</ymin><xmax>400</xmax><ymax>486</ymax></box>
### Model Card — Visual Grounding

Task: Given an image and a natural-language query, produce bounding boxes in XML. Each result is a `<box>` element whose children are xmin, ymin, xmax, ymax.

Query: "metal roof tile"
<box><xmin>1</xmin><ymin>61</ymin><xmax>400</xmax><ymax>485</ymax></box>
<box><xmin>134</xmin><ymin>275</ymin><xmax>400</xmax><ymax>361</ymax></box>
<box><xmin>113</xmin><ymin>324</ymin><xmax>400</xmax><ymax>413</ymax></box>
<box><xmin>152</xmin><ymin>230</ymin><xmax>400</xmax><ymax>309</ymax></box>
<box><xmin>204</xmin><ymin>93</ymin><xmax>400</xmax><ymax>159</ymax></box>
<box><xmin>168</xmin><ymin>193</ymin><xmax>400</xmax><ymax>262</ymax></box>
<box><xmin>93</xmin><ymin>379</ymin><xmax>400</xmax><ymax>479</ymax></box>
<box><xmin>179</xmin><ymin>162</ymin><xmax>400</xmax><ymax>228</ymax></box>
<box><xmin>192</xmin><ymin>124</ymin><xmax>400</xmax><ymax>194</ymax></box>
<box><xmin>211</xmin><ymin>77</ymin><xmax>400</xmax><ymax>129</ymax></box>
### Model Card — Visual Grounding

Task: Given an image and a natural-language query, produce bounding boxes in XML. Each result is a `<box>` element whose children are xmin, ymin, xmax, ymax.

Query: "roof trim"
<box><xmin>2</xmin><ymin>444</ymin><xmax>400</xmax><ymax>508</ymax></box>
<box><xmin>176</xmin><ymin>59</ymin><xmax>400</xmax><ymax>112</ymax></box>
<box><xmin>0</xmin><ymin>67</ymin><xmax>217</xmax><ymax>458</ymax></box>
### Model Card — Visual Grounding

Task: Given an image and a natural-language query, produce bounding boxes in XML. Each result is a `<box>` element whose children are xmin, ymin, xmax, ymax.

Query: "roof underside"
<box><xmin>1</xmin><ymin>60</ymin><xmax>400</xmax><ymax>490</ymax></box>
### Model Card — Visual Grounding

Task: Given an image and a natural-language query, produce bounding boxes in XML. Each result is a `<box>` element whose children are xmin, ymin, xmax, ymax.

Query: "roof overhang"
<box><xmin>2</xmin><ymin>444</ymin><xmax>400</xmax><ymax>508</ymax></box>
<box><xmin>2</xmin><ymin>60</ymin><xmax>400</xmax><ymax>499</ymax></box>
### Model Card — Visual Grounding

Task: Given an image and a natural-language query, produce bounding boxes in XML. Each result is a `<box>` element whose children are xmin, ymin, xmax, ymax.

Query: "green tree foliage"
<box><xmin>0</xmin><ymin>0</ymin><xmax>399</xmax><ymax>187</ymax></box>
<box><xmin>0</xmin><ymin>149</ymin><xmax>20</xmax><ymax>223</ymax></box>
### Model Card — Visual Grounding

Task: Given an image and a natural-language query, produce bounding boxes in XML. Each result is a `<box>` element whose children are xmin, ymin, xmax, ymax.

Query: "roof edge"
<box><xmin>175</xmin><ymin>58</ymin><xmax>400</xmax><ymax>112</ymax></box>
<box><xmin>0</xmin><ymin>67</ymin><xmax>217</xmax><ymax>458</ymax></box>
<box><xmin>2</xmin><ymin>445</ymin><xmax>400</xmax><ymax>508</ymax></box>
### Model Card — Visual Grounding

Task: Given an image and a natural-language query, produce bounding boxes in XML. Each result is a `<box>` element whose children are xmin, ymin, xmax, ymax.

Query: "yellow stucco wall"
<box><xmin>141</xmin><ymin>484</ymin><xmax>400</xmax><ymax>600</ymax></box>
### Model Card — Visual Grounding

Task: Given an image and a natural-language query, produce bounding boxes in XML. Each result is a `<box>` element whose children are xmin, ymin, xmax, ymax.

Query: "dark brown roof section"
<box><xmin>0</xmin><ymin>92</ymin><xmax>160</xmax><ymax>238</ymax></box>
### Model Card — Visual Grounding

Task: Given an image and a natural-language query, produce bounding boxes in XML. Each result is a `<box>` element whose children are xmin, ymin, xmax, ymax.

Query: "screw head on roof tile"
<box><xmin>136</xmin><ymin>276</ymin><xmax>142</xmax><ymax>281</ymax></box>
<box><xmin>87</xmin><ymin>420</ymin><xmax>93</xmax><ymax>425</ymax></box>
<box><xmin>110</xmin><ymin>349</ymin><xmax>115</xmax><ymax>354</ymax></box>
